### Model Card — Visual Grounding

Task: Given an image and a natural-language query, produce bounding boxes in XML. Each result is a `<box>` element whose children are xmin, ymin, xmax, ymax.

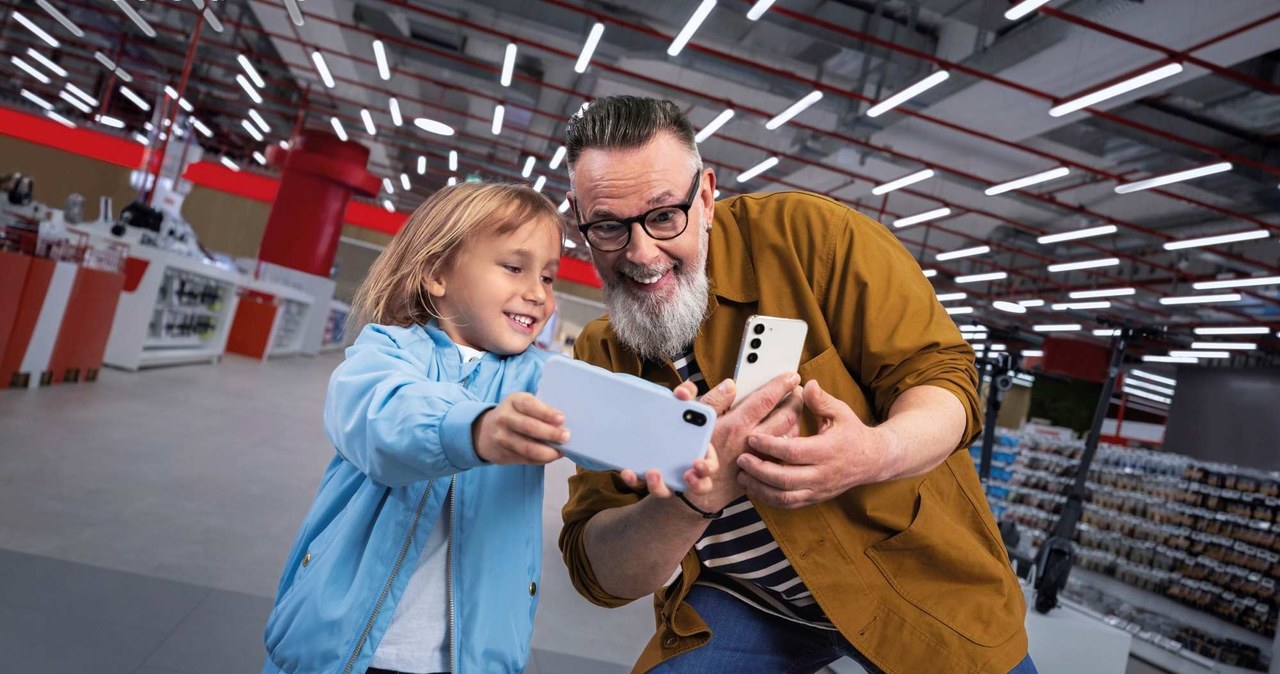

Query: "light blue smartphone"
<box><xmin>536</xmin><ymin>358</ymin><xmax>717</xmax><ymax>491</ymax></box>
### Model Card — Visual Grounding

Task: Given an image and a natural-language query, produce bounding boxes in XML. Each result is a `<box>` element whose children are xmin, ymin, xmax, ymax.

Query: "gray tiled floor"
<box><xmin>0</xmin><ymin>354</ymin><xmax>644</xmax><ymax>673</ymax></box>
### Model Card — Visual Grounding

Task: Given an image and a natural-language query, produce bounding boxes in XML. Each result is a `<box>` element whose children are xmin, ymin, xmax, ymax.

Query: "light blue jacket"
<box><xmin>262</xmin><ymin>323</ymin><xmax>557</xmax><ymax>674</ymax></box>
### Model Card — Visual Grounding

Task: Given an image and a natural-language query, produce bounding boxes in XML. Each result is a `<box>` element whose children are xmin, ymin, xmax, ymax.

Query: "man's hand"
<box><xmin>737</xmin><ymin>380</ymin><xmax>896</xmax><ymax>509</ymax></box>
<box><xmin>473</xmin><ymin>392</ymin><xmax>567</xmax><ymax>465</ymax></box>
<box><xmin>621</xmin><ymin>373</ymin><xmax>803</xmax><ymax>513</ymax></box>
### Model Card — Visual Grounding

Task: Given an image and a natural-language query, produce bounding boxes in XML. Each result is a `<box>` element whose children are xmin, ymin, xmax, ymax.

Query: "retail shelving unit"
<box><xmin>976</xmin><ymin>431</ymin><xmax>1278</xmax><ymax>673</ymax></box>
<box><xmin>320</xmin><ymin>299</ymin><xmax>351</xmax><ymax>353</ymax></box>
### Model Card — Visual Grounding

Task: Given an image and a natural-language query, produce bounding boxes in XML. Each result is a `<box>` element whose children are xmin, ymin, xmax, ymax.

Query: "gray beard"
<box><xmin>603</xmin><ymin>245</ymin><xmax>710</xmax><ymax>362</ymax></box>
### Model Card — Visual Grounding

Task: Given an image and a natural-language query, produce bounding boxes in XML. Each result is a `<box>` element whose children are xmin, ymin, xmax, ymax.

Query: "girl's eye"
<box><xmin>541</xmin><ymin>275</ymin><xmax>554</xmax><ymax>285</ymax></box>
<box><xmin>503</xmin><ymin>265</ymin><xmax>521</xmax><ymax>274</ymax></box>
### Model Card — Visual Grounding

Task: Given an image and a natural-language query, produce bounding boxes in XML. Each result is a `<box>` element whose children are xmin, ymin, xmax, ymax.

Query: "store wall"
<box><xmin>1164</xmin><ymin>367</ymin><xmax>1280</xmax><ymax>471</ymax></box>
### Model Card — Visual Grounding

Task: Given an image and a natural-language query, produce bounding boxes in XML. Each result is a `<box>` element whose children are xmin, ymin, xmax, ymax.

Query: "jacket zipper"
<box><xmin>447</xmin><ymin>477</ymin><xmax>458</xmax><ymax>673</ymax></box>
<box><xmin>340</xmin><ymin>479</ymin><xmax>436</xmax><ymax>674</ymax></box>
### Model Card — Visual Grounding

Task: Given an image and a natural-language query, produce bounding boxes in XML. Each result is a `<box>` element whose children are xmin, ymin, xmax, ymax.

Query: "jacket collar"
<box><xmin>706</xmin><ymin>201</ymin><xmax>759</xmax><ymax>304</ymax></box>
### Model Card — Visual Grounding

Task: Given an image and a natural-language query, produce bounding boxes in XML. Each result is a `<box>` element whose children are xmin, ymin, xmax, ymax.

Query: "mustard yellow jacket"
<box><xmin>560</xmin><ymin>191</ymin><xmax>1028</xmax><ymax>674</ymax></box>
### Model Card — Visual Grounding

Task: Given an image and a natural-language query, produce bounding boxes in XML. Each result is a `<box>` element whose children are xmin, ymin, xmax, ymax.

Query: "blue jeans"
<box><xmin>647</xmin><ymin>585</ymin><xmax>1039</xmax><ymax>674</ymax></box>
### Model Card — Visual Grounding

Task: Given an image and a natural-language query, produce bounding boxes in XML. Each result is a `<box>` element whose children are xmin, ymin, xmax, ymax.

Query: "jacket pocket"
<box><xmin>865</xmin><ymin>484</ymin><xmax>1021</xmax><ymax>646</ymax></box>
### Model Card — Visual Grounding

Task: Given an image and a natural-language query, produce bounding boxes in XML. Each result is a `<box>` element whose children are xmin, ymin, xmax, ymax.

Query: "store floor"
<box><xmin>0</xmin><ymin>354</ymin><xmax>1164</xmax><ymax>674</ymax></box>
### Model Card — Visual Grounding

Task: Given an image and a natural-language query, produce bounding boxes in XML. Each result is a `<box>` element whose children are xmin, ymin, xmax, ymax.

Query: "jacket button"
<box><xmin>302</xmin><ymin>552</ymin><xmax>311</xmax><ymax>567</ymax></box>
<box><xmin>663</xmin><ymin>636</ymin><xmax>678</xmax><ymax>648</ymax></box>
<box><xmin>529</xmin><ymin>582</ymin><xmax>537</xmax><ymax>596</ymax></box>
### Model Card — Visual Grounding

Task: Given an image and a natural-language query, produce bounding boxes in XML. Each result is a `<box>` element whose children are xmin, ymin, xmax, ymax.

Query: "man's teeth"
<box><xmin>630</xmin><ymin>271</ymin><xmax>664</xmax><ymax>284</ymax></box>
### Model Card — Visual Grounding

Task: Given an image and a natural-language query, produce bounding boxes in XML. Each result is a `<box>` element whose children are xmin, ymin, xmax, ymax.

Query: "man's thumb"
<box><xmin>700</xmin><ymin>378</ymin><xmax>737</xmax><ymax>415</ymax></box>
<box><xmin>803</xmin><ymin>380</ymin><xmax>839</xmax><ymax>416</ymax></box>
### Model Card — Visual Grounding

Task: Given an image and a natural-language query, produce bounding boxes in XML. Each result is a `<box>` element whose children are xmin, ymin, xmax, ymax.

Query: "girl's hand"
<box><xmin>472</xmin><ymin>393</ymin><xmax>567</xmax><ymax>465</ymax></box>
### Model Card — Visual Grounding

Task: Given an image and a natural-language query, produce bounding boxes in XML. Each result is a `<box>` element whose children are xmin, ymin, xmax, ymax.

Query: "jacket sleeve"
<box><xmin>556</xmin><ymin>329</ymin><xmax>647</xmax><ymax>608</ymax></box>
<box><xmin>323</xmin><ymin>325</ymin><xmax>492</xmax><ymax>487</ymax></box>
<box><xmin>821</xmin><ymin>208</ymin><xmax>983</xmax><ymax>449</ymax></box>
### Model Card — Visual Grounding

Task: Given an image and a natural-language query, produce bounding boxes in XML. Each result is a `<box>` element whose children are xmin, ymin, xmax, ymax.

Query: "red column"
<box><xmin>258</xmin><ymin>130</ymin><xmax>380</xmax><ymax>276</ymax></box>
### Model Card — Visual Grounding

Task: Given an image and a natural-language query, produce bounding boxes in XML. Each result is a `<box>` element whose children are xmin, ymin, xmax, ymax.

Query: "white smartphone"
<box><xmin>536</xmin><ymin>358</ymin><xmax>717</xmax><ymax>492</ymax></box>
<box><xmin>732</xmin><ymin>315</ymin><xmax>809</xmax><ymax>401</ymax></box>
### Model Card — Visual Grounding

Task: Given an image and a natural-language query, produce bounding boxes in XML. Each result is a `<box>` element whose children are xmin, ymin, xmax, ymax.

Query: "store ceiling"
<box><xmin>2</xmin><ymin>0</ymin><xmax>1278</xmax><ymax>366</ymax></box>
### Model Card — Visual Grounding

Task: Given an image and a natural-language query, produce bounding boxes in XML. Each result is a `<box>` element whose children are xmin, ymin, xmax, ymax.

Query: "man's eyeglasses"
<box><xmin>575</xmin><ymin>172</ymin><xmax>702</xmax><ymax>252</ymax></box>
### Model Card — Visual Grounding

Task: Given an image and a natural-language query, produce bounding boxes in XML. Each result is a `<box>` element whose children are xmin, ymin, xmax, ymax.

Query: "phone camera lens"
<box><xmin>753</xmin><ymin>324</ymin><xmax>765</xmax><ymax>335</ymax></box>
<box><xmin>746</xmin><ymin>353</ymin><xmax>758</xmax><ymax>364</ymax></box>
<box><xmin>683</xmin><ymin>410</ymin><xmax>707</xmax><ymax>427</ymax></box>
<box><xmin>750</xmin><ymin>338</ymin><xmax>762</xmax><ymax>349</ymax></box>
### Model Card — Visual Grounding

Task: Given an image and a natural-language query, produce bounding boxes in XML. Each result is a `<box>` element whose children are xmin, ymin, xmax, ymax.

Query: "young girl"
<box><xmin>261</xmin><ymin>182</ymin><xmax>715</xmax><ymax>674</ymax></box>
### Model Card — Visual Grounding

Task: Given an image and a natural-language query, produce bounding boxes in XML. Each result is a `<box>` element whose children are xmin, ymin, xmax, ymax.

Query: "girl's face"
<box><xmin>427</xmin><ymin>219</ymin><xmax>561</xmax><ymax>356</ymax></box>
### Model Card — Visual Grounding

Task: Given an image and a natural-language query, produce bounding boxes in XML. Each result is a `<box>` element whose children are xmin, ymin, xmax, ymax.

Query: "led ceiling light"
<box><xmin>1170</xmin><ymin>350</ymin><xmax>1229</xmax><ymax>359</ymax></box>
<box><xmin>382</xmin><ymin>178</ymin><xmax>395</xmax><ymax>194</ymax></box>
<box><xmin>893</xmin><ymin>207</ymin><xmax>950</xmax><ymax>228</ymax></box>
<box><xmin>575</xmin><ymin>23</ymin><xmax>605</xmax><ymax>73</ymax></box>
<box><xmin>1142</xmin><ymin>355</ymin><xmax>1196</xmax><ymax>364</ymax></box>
<box><xmin>695</xmin><ymin>109</ymin><xmax>735</xmax><ymax>143</ymax></box>
<box><xmin>283</xmin><ymin>0</ymin><xmax>304</xmax><ymax>26</ymax></box>
<box><xmin>14</xmin><ymin>12</ymin><xmax>60</xmax><ymax>48</ymax></box>
<box><xmin>993</xmin><ymin>301</ymin><xmax>1026</xmax><ymax>314</ymax></box>
<box><xmin>1129</xmin><ymin>370</ymin><xmax>1176</xmax><ymax>386</ymax></box>
<box><xmin>94</xmin><ymin>52</ymin><xmax>116</xmax><ymax>70</ymax></box>
<box><xmin>1047</xmin><ymin>257</ymin><xmax>1119</xmax><ymax>273</ymax></box>
<box><xmin>549</xmin><ymin>146</ymin><xmax>567</xmax><ymax>170</ymax></box>
<box><xmin>1190</xmin><ymin>342</ymin><xmax>1256</xmax><ymax>351</ymax></box>
<box><xmin>400</xmin><ymin>173</ymin><xmax>410</xmax><ymax>191</ymax></box>
<box><xmin>36</xmin><ymin>0</ymin><xmax>84</xmax><ymax>37</ymax></box>
<box><xmin>11</xmin><ymin>56</ymin><xmax>51</xmax><ymax>84</ymax></box>
<box><xmin>20</xmin><ymin>89</ymin><xmax>53</xmax><ymax>111</ymax></box>
<box><xmin>987</xmin><ymin>166</ymin><xmax>1070</xmax><ymax>196</ymax></box>
<box><xmin>945</xmin><ymin>306</ymin><xmax>975</xmax><ymax>315</ymax></box>
<box><xmin>25</xmin><ymin>48</ymin><xmax>66</xmax><ymax>77</ymax></box>
<box><xmin>922</xmin><ymin>269</ymin><xmax>938</xmax><ymax>278</ymax></box>
<box><xmin>873</xmin><ymin>169</ymin><xmax>934</xmax><ymax>196</ymax></box>
<box><xmin>747</xmin><ymin>0</ymin><xmax>777</xmax><ymax>20</ymax></box>
<box><xmin>955</xmin><ymin>272</ymin><xmax>1007</xmax><ymax>284</ymax></box>
<box><xmin>449</xmin><ymin>151</ymin><xmax>459</xmax><ymax>171</ymax></box>
<box><xmin>1033</xmin><ymin>324</ymin><xmax>1082</xmax><ymax>332</ymax></box>
<box><xmin>191</xmin><ymin>118</ymin><xmax>213</xmax><ymax>137</ymax></box>
<box><xmin>500</xmin><ymin>43</ymin><xmax>517</xmax><ymax>87</ymax></box>
<box><xmin>241</xmin><ymin>119</ymin><xmax>264</xmax><ymax>142</ymax></box>
<box><xmin>1023</xmin><ymin>350</ymin><xmax>1044</xmax><ymax>357</ymax></box>
<box><xmin>1052</xmin><ymin>301</ymin><xmax>1112</xmax><ymax>311</ymax></box>
<box><xmin>1036</xmin><ymin>224</ymin><xmax>1117</xmax><ymax>245</ymax></box>
<box><xmin>1092</xmin><ymin>329</ymin><xmax>1121</xmax><ymax>337</ymax></box>
<box><xmin>447</xmin><ymin>177</ymin><xmax>458</xmax><ymax>186</ymax></box>
<box><xmin>936</xmin><ymin>292</ymin><xmax>967</xmax><ymax>302</ymax></box>
<box><xmin>383</xmin><ymin>199</ymin><xmax>395</xmax><ymax>213</ymax></box>
<box><xmin>220</xmin><ymin>157</ymin><xmax>240</xmax><ymax>172</ymax></box>
<box><xmin>238</xmin><ymin>54</ymin><xmax>265</xmax><ymax>88</ymax></box>
<box><xmin>766</xmin><ymin>91</ymin><xmax>823</xmax><ymax>130</ymax></box>
<box><xmin>112</xmin><ymin>0</ymin><xmax>156</xmax><ymax>37</ymax></box>
<box><xmin>522</xmin><ymin>156</ymin><xmax>536</xmax><ymax>178</ymax></box>
<box><xmin>120</xmin><ymin>86</ymin><xmax>150</xmax><ymax>111</ymax></box>
<box><xmin>311</xmin><ymin>51</ymin><xmax>335</xmax><ymax>89</ymax></box>
<box><xmin>249</xmin><ymin>109</ymin><xmax>270</xmax><ymax>133</ymax></box>
<box><xmin>330</xmin><ymin>117</ymin><xmax>348</xmax><ymax>141</ymax></box>
<box><xmin>1019</xmin><ymin>299</ymin><xmax>1046</xmax><ymax>307</ymax></box>
<box><xmin>866</xmin><ymin>71</ymin><xmax>949</xmax><ymax>117</ymax></box>
<box><xmin>58</xmin><ymin>90</ymin><xmax>92</xmax><ymax>114</ymax></box>
<box><xmin>937</xmin><ymin>245</ymin><xmax>990</xmax><ymax>261</ymax></box>
<box><xmin>558</xmin><ymin>199</ymin><xmax>571</xmax><ymax>213</ymax></box>
<box><xmin>414</xmin><ymin>118</ymin><xmax>456</xmax><ymax>136</ymax></box>
<box><xmin>1005</xmin><ymin>0</ymin><xmax>1055</xmax><ymax>22</ymax></box>
<box><xmin>669</xmin><ymin>0</ymin><xmax>716</xmax><ymax>57</ymax></box>
<box><xmin>253</xmin><ymin>151</ymin><xmax>267</xmax><ymax>165</ymax></box>
<box><xmin>202</xmin><ymin>10</ymin><xmax>223</xmax><ymax>32</ymax></box>
<box><xmin>1070</xmin><ymin>287</ymin><xmax>1134</xmax><ymax>299</ymax></box>
<box><xmin>373</xmin><ymin>40</ymin><xmax>391</xmax><ymax>80</ymax></box>
<box><xmin>361</xmin><ymin>109</ymin><xmax>377</xmax><ymax>136</ymax></box>
<box><xmin>1050</xmin><ymin>63</ymin><xmax>1183</xmax><ymax>117</ymax></box>
<box><xmin>1193</xmin><ymin>326</ymin><xmax>1268</xmax><ymax>336</ymax></box>
<box><xmin>417</xmin><ymin>156</ymin><xmax>427</xmax><ymax>176</ymax></box>
<box><xmin>1116</xmin><ymin>162</ymin><xmax>1232</xmax><ymax>194</ymax></box>
<box><xmin>737</xmin><ymin>157</ymin><xmax>779</xmax><ymax>183</ymax></box>
<box><xmin>491</xmin><ymin>105</ymin><xmax>505</xmax><ymax>135</ymax></box>
<box><xmin>533</xmin><ymin>176</ymin><xmax>546</xmax><ymax>193</ymax></box>
<box><xmin>1163</xmin><ymin>229</ymin><xmax>1269</xmax><ymax>251</ymax></box>
<box><xmin>1193</xmin><ymin>275</ymin><xmax>1280</xmax><ymax>290</ymax></box>
<box><xmin>1159</xmin><ymin>293</ymin><xmax>1242</xmax><ymax>305</ymax></box>
<box><xmin>237</xmin><ymin>75</ymin><xmax>263</xmax><ymax>104</ymax></box>
<box><xmin>388</xmin><ymin>97</ymin><xmax>402</xmax><ymax>127</ymax></box>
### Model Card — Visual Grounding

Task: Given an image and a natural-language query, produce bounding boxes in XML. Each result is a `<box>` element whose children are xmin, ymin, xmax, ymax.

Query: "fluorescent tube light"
<box><xmin>522</xmin><ymin>156</ymin><xmax>536</xmax><ymax>179</ymax></box>
<box><xmin>955</xmin><ymin>272</ymin><xmax>1007</xmax><ymax>284</ymax></box>
<box><xmin>987</xmin><ymin>166</ymin><xmax>1070</xmax><ymax>196</ymax></box>
<box><xmin>1022</xmin><ymin>350</ymin><xmax>1044</xmax><ymax>357</ymax></box>
<box><xmin>373</xmin><ymin>40</ymin><xmax>391</xmax><ymax>80</ymax></box>
<box><xmin>311</xmin><ymin>51</ymin><xmax>335</xmax><ymax>89</ymax></box>
<box><xmin>492</xmin><ymin>105</ymin><xmax>505</xmax><ymax>135</ymax></box>
<box><xmin>283</xmin><ymin>0</ymin><xmax>304</xmax><ymax>26</ymax></box>
<box><xmin>922</xmin><ymin>269</ymin><xmax>938</xmax><ymax>278</ymax></box>
<box><xmin>1050</xmin><ymin>63</ymin><xmax>1183</xmax><ymax>117</ymax></box>
<box><xmin>36</xmin><ymin>0</ymin><xmax>84</xmax><ymax>37</ymax></box>
<box><xmin>1193</xmin><ymin>275</ymin><xmax>1280</xmax><ymax>290</ymax></box>
<box><xmin>14</xmin><ymin>12</ymin><xmax>60</xmax><ymax>48</ymax></box>
<box><xmin>241</xmin><ymin>119</ymin><xmax>264</xmax><ymax>142</ymax></box>
<box><xmin>202</xmin><ymin>10</ymin><xmax>223</xmax><ymax>32</ymax></box>
<box><xmin>400</xmin><ymin>173</ymin><xmax>410</xmax><ymax>191</ymax></box>
<box><xmin>191</xmin><ymin>118</ymin><xmax>212</xmax><ymax>137</ymax></box>
<box><xmin>330</xmin><ymin>117</ymin><xmax>347</xmax><ymax>141</ymax></box>
<box><xmin>58</xmin><ymin>90</ymin><xmax>91</xmax><ymax>114</ymax></box>
<box><xmin>120</xmin><ymin>86</ymin><xmax>150</xmax><ymax>111</ymax></box>
<box><xmin>361</xmin><ymin>109</ymin><xmax>377</xmax><ymax>135</ymax></box>
<box><xmin>1190</xmin><ymin>342</ymin><xmax>1256</xmax><ymax>351</ymax></box>
<box><xmin>533</xmin><ymin>176</ymin><xmax>546</xmax><ymax>193</ymax></box>
<box><xmin>1019</xmin><ymin>299</ymin><xmax>1046</xmax><ymax>307</ymax></box>
<box><xmin>558</xmin><ymin>199</ymin><xmax>570</xmax><ymax>213</ymax></box>
<box><xmin>737</xmin><ymin>157</ymin><xmax>779</xmax><ymax>183</ymax></box>
<box><xmin>237</xmin><ymin>75</ymin><xmax>263</xmax><ymax>104</ymax></box>
<box><xmin>1163</xmin><ymin>229</ymin><xmax>1268</xmax><ymax>251</ymax></box>
<box><xmin>1052</xmin><ymin>301</ymin><xmax>1112</xmax><ymax>311</ymax></box>
<box><xmin>893</xmin><ymin>207</ymin><xmax>950</xmax><ymax>228</ymax></box>
<box><xmin>417</xmin><ymin>156</ymin><xmax>426</xmax><ymax>175</ymax></box>
<box><xmin>959</xmin><ymin>325</ymin><xmax>987</xmax><ymax>333</ymax></box>
<box><xmin>414</xmin><ymin>118</ymin><xmax>455</xmax><ymax>136</ymax></box>
<box><xmin>25</xmin><ymin>48</ymin><xmax>66</xmax><ymax>78</ymax></box>
<box><xmin>549</xmin><ymin>146</ymin><xmax>567</xmax><ymax>170</ymax></box>
<box><xmin>1092</xmin><ymin>329</ymin><xmax>1121</xmax><ymax>337</ymax></box>
<box><xmin>669</xmin><ymin>0</ymin><xmax>716</xmax><ymax>57</ymax></box>
<box><xmin>20</xmin><ymin>89</ymin><xmax>53</xmax><ymax>111</ymax></box>
<box><xmin>993</xmin><ymin>301</ymin><xmax>1026</xmax><ymax>314</ymax></box>
<box><xmin>1047</xmin><ymin>257</ymin><xmax>1119</xmax><ymax>273</ymax></box>
<box><xmin>388</xmin><ymin>97</ymin><xmax>402</xmax><ymax>127</ymax></box>
<box><xmin>220</xmin><ymin>157</ymin><xmax>240</xmax><ymax>172</ymax></box>
<box><xmin>936</xmin><ymin>292</ymin><xmax>967</xmax><ymax>302</ymax></box>
<box><xmin>1033</xmin><ymin>324</ymin><xmax>1082</xmax><ymax>332</ymax></box>
<box><xmin>1005</xmin><ymin>0</ymin><xmax>1055</xmax><ymax>22</ymax></box>
<box><xmin>747</xmin><ymin>0</ymin><xmax>777</xmax><ymax>20</ymax></box>
<box><xmin>1142</xmin><ymin>355</ymin><xmax>1196</xmax><ymax>364</ymax></box>
<box><xmin>1036</xmin><ymin>224</ymin><xmax>1116</xmax><ymax>245</ymax></box>
<box><xmin>575</xmin><ymin>23</ymin><xmax>605</xmax><ymax>73</ymax></box>
<box><xmin>867</xmin><ymin>71</ymin><xmax>950</xmax><ymax>117</ymax></box>
<box><xmin>238</xmin><ymin>55</ymin><xmax>265</xmax><ymax>88</ymax></box>
<box><xmin>1129</xmin><ymin>370</ymin><xmax>1176</xmax><ymax>386</ymax></box>
<box><xmin>382</xmin><ymin>178</ymin><xmax>395</xmax><ymax>194</ymax></box>
<box><xmin>448</xmin><ymin>177</ymin><xmax>458</xmax><ymax>187</ymax></box>
<box><xmin>253</xmin><ymin>151</ymin><xmax>266</xmax><ymax>165</ymax></box>
<box><xmin>1192</xmin><ymin>326</ymin><xmax>1268</xmax><ymax>336</ymax></box>
<box><xmin>1159</xmin><ymin>293</ymin><xmax>1242</xmax><ymax>305</ymax></box>
<box><xmin>1116</xmin><ymin>162</ymin><xmax>1233</xmax><ymax>195</ymax></box>
<box><xmin>1070</xmin><ymin>287</ymin><xmax>1134</xmax><ymax>299</ymax></box>
<box><xmin>946</xmin><ymin>306</ymin><xmax>975</xmax><ymax>315</ymax></box>
<box><xmin>1170</xmin><ymin>350</ymin><xmax>1229</xmax><ymax>359</ymax></box>
<box><xmin>112</xmin><ymin>0</ymin><xmax>156</xmax><ymax>37</ymax></box>
<box><xmin>873</xmin><ymin>169</ymin><xmax>934</xmax><ymax>196</ymax></box>
<box><xmin>766</xmin><ymin>90</ymin><xmax>823</xmax><ymax>130</ymax></box>
<box><xmin>249</xmin><ymin>109</ymin><xmax>270</xmax><ymax>133</ymax></box>
<box><xmin>449</xmin><ymin>151</ymin><xmax>459</xmax><ymax>171</ymax></box>
<box><xmin>1122</xmin><ymin>387</ymin><xmax>1172</xmax><ymax>405</ymax></box>
<box><xmin>695</xmin><ymin>109</ymin><xmax>735</xmax><ymax>143</ymax></box>
<box><xmin>937</xmin><ymin>245</ymin><xmax>990</xmax><ymax>261</ymax></box>
<box><xmin>501</xmin><ymin>43</ymin><xmax>517</xmax><ymax>87</ymax></box>
<box><xmin>383</xmin><ymin>199</ymin><xmax>395</xmax><ymax>213</ymax></box>
<box><xmin>11</xmin><ymin>57</ymin><xmax>51</xmax><ymax>84</ymax></box>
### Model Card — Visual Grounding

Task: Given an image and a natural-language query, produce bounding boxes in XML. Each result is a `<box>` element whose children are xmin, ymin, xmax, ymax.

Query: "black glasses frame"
<box><xmin>575</xmin><ymin>172</ymin><xmax>702</xmax><ymax>252</ymax></box>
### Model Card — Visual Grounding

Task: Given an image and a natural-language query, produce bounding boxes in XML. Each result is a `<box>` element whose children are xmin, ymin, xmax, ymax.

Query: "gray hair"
<box><xmin>565</xmin><ymin>96</ymin><xmax>702</xmax><ymax>184</ymax></box>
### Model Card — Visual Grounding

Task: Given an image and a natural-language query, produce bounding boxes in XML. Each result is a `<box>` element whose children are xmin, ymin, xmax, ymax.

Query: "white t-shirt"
<box><xmin>371</xmin><ymin>344</ymin><xmax>485</xmax><ymax>672</ymax></box>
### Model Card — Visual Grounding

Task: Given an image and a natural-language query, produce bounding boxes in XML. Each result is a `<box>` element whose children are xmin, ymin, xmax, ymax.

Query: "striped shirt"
<box><xmin>671</xmin><ymin>349</ymin><xmax>834</xmax><ymax>629</ymax></box>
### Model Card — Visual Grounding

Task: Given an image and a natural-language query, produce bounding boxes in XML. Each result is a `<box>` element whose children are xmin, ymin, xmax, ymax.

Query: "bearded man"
<box><xmin>557</xmin><ymin>96</ymin><xmax>1036</xmax><ymax>674</ymax></box>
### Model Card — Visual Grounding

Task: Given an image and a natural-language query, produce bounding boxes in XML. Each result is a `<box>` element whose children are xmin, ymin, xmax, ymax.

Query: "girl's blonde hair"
<box><xmin>351</xmin><ymin>181</ymin><xmax>562</xmax><ymax>328</ymax></box>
